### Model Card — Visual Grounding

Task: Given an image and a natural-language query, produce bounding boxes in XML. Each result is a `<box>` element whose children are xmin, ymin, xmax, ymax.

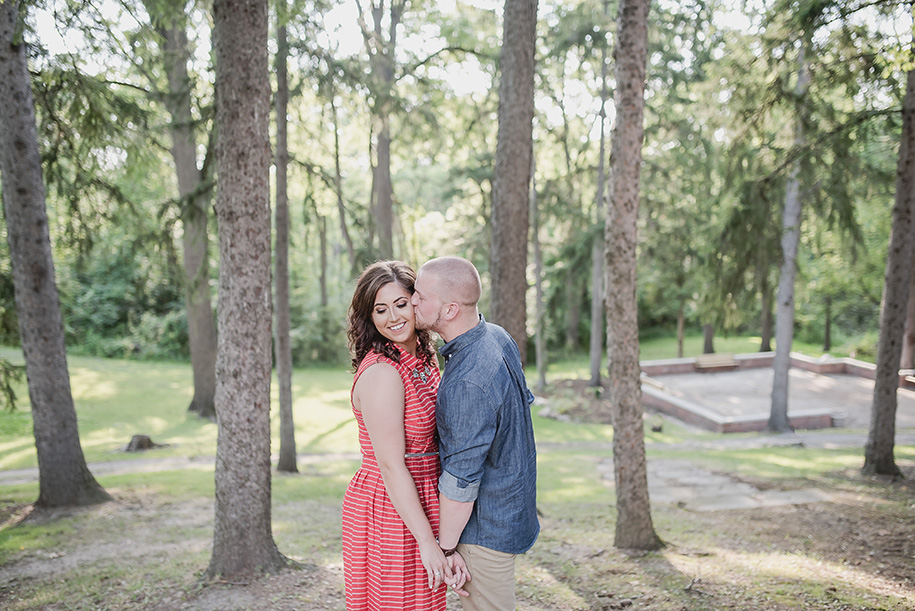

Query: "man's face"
<box><xmin>411</xmin><ymin>270</ymin><xmax>445</xmax><ymax>332</ymax></box>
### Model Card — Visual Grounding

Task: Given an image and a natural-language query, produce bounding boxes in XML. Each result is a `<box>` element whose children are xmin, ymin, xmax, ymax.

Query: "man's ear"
<box><xmin>442</xmin><ymin>302</ymin><xmax>460</xmax><ymax>322</ymax></box>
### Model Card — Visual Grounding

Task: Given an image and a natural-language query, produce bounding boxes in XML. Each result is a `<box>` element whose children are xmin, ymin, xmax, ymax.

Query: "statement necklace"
<box><xmin>411</xmin><ymin>366</ymin><xmax>432</xmax><ymax>384</ymax></box>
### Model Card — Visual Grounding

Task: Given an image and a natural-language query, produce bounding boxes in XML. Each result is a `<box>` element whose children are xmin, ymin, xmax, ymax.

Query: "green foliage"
<box><xmin>31</xmin><ymin>63</ymin><xmax>158</xmax><ymax>260</ymax></box>
<box><xmin>0</xmin><ymin>233</ymin><xmax>18</xmax><ymax>346</ymax></box>
<box><xmin>125</xmin><ymin>309</ymin><xmax>190</xmax><ymax>360</ymax></box>
<box><xmin>58</xmin><ymin>242</ymin><xmax>186</xmax><ymax>360</ymax></box>
<box><xmin>5</xmin><ymin>0</ymin><xmax>905</xmax><ymax>369</ymax></box>
<box><xmin>834</xmin><ymin>329</ymin><xmax>880</xmax><ymax>361</ymax></box>
<box><xmin>541</xmin><ymin>228</ymin><xmax>596</xmax><ymax>352</ymax></box>
<box><xmin>290</xmin><ymin>302</ymin><xmax>348</xmax><ymax>367</ymax></box>
<box><xmin>0</xmin><ymin>356</ymin><xmax>25</xmax><ymax>412</ymax></box>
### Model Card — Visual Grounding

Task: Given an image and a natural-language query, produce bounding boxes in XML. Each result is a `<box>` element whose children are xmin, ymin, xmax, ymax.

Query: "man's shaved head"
<box><xmin>420</xmin><ymin>256</ymin><xmax>481</xmax><ymax>306</ymax></box>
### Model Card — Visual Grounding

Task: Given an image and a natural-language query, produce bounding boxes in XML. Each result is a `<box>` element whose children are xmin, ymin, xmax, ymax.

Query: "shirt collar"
<box><xmin>439</xmin><ymin>314</ymin><xmax>486</xmax><ymax>361</ymax></box>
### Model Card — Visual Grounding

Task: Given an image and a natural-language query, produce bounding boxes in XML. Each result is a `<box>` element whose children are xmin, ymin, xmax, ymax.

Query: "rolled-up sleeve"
<box><xmin>438</xmin><ymin>380</ymin><xmax>496</xmax><ymax>503</ymax></box>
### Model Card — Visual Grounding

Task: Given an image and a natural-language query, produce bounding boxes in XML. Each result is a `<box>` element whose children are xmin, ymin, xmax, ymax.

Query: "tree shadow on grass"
<box><xmin>518</xmin><ymin>486</ymin><xmax>915</xmax><ymax>611</ymax></box>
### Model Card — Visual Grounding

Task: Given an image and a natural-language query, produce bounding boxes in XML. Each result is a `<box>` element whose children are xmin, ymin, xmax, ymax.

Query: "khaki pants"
<box><xmin>457</xmin><ymin>543</ymin><xmax>516</xmax><ymax>611</ymax></box>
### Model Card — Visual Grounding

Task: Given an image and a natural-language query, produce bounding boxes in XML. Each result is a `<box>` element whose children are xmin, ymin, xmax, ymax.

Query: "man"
<box><xmin>412</xmin><ymin>256</ymin><xmax>539</xmax><ymax>610</ymax></box>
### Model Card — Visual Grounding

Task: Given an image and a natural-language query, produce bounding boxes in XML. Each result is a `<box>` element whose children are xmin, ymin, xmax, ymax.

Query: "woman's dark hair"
<box><xmin>347</xmin><ymin>260</ymin><xmax>435</xmax><ymax>371</ymax></box>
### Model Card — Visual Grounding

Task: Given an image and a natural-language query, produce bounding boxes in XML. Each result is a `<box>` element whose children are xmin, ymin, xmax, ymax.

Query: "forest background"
<box><xmin>1</xmin><ymin>0</ymin><xmax>915</xmax><ymax>605</ymax></box>
<box><xmin>0</xmin><ymin>0</ymin><xmax>909</xmax><ymax>375</ymax></box>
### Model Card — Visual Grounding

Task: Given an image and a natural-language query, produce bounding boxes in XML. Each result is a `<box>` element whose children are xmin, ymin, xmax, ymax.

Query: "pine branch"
<box><xmin>758</xmin><ymin>108</ymin><xmax>897</xmax><ymax>185</ymax></box>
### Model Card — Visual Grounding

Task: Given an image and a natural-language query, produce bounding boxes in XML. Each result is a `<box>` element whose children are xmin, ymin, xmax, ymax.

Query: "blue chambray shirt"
<box><xmin>437</xmin><ymin>315</ymin><xmax>540</xmax><ymax>555</ymax></box>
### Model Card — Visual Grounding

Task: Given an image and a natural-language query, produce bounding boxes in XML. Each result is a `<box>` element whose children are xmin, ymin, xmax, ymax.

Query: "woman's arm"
<box><xmin>354</xmin><ymin>363</ymin><xmax>451</xmax><ymax>590</ymax></box>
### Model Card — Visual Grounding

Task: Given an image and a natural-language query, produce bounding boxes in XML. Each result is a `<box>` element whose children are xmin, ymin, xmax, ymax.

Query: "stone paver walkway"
<box><xmin>595</xmin><ymin>431</ymin><xmax>915</xmax><ymax>513</ymax></box>
<box><xmin>647</xmin><ymin>459</ymin><xmax>833</xmax><ymax>511</ymax></box>
<box><xmin>594</xmin><ymin>455</ymin><xmax>836</xmax><ymax>512</ymax></box>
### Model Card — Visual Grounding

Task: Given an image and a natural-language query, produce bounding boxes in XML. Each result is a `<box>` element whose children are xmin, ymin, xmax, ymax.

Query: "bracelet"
<box><xmin>436</xmin><ymin>538</ymin><xmax>458</xmax><ymax>557</ymax></box>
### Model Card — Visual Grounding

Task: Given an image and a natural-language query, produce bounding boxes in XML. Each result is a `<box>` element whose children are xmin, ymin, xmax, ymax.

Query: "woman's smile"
<box><xmin>371</xmin><ymin>281</ymin><xmax>418</xmax><ymax>354</ymax></box>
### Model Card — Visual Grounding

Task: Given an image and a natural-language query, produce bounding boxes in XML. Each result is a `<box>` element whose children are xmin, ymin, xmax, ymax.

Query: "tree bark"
<box><xmin>318</xmin><ymin>213</ymin><xmax>328</xmax><ymax>307</ymax></box>
<box><xmin>589</xmin><ymin>236</ymin><xmax>605</xmax><ymax>378</ymax></box>
<box><xmin>702</xmin><ymin>323</ymin><xmax>715</xmax><ymax>354</ymax></box>
<box><xmin>588</xmin><ymin>0</ymin><xmax>610</xmax><ymax>387</ymax></box>
<box><xmin>375</xmin><ymin>113</ymin><xmax>394</xmax><ymax>258</ymax></box>
<box><xmin>357</xmin><ymin>0</ymin><xmax>402</xmax><ymax>260</ymax></box>
<box><xmin>564</xmin><ymin>273</ymin><xmax>581</xmax><ymax>351</ymax></box>
<box><xmin>760</xmin><ymin>277</ymin><xmax>774</xmax><ymax>352</ymax></box>
<box><xmin>863</xmin><ymin>67</ymin><xmax>915</xmax><ymax>477</ymax></box>
<box><xmin>207</xmin><ymin>0</ymin><xmax>287</xmax><ymax>578</ymax></box>
<box><xmin>0</xmin><ymin>0</ymin><xmax>110</xmax><ymax>508</ymax></box>
<box><xmin>604</xmin><ymin>0</ymin><xmax>662</xmax><ymax>551</ymax></box>
<box><xmin>899</xmin><ymin>258</ymin><xmax>915</xmax><ymax>370</ymax></box>
<box><xmin>154</xmin><ymin>11</ymin><xmax>218</xmax><ymax>420</ymax></box>
<box><xmin>676</xmin><ymin>299</ymin><xmax>685</xmax><ymax>358</ymax></box>
<box><xmin>366</xmin><ymin>124</ymin><xmax>376</xmax><ymax>250</ymax></box>
<box><xmin>331</xmin><ymin>93</ymin><xmax>357</xmax><ymax>275</ymax></box>
<box><xmin>274</xmin><ymin>2</ymin><xmax>297</xmax><ymax>474</ymax></box>
<box><xmin>490</xmin><ymin>0</ymin><xmax>537</xmax><ymax>364</ymax></box>
<box><xmin>531</xmin><ymin>156</ymin><xmax>546</xmax><ymax>392</ymax></box>
<box><xmin>770</xmin><ymin>42</ymin><xmax>809</xmax><ymax>433</ymax></box>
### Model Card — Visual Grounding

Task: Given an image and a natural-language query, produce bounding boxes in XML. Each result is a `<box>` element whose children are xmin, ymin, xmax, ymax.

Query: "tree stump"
<box><xmin>125</xmin><ymin>435</ymin><xmax>157</xmax><ymax>452</ymax></box>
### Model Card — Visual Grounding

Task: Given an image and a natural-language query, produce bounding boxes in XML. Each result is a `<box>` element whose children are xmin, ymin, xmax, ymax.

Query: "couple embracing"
<box><xmin>342</xmin><ymin>256</ymin><xmax>540</xmax><ymax>611</ymax></box>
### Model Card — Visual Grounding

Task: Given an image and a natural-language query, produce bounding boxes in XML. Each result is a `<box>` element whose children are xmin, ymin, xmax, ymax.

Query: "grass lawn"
<box><xmin>0</xmin><ymin>346</ymin><xmax>359</xmax><ymax>471</ymax></box>
<box><xmin>1</xmin><ymin>341</ymin><xmax>913</xmax><ymax>610</ymax></box>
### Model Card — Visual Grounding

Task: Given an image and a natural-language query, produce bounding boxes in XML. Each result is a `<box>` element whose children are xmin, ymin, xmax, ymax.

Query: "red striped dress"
<box><xmin>342</xmin><ymin>346</ymin><xmax>445</xmax><ymax>611</ymax></box>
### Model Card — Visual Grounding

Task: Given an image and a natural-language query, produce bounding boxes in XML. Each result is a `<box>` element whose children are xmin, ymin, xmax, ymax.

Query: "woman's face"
<box><xmin>371</xmin><ymin>281</ymin><xmax>416</xmax><ymax>347</ymax></box>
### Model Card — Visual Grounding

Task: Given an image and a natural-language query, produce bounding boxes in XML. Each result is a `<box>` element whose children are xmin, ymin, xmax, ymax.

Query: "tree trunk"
<box><xmin>676</xmin><ymin>299</ymin><xmax>685</xmax><ymax>358</ymax></box>
<box><xmin>760</xmin><ymin>277</ymin><xmax>773</xmax><ymax>352</ymax></box>
<box><xmin>331</xmin><ymin>93</ymin><xmax>357</xmax><ymax>275</ymax></box>
<box><xmin>155</xmin><ymin>12</ymin><xmax>218</xmax><ymax>420</ymax></box>
<box><xmin>366</xmin><ymin>125</ymin><xmax>376</xmax><ymax>250</ymax></box>
<box><xmin>823</xmin><ymin>295</ymin><xmax>832</xmax><ymax>352</ymax></box>
<box><xmin>375</xmin><ymin>114</ymin><xmax>394</xmax><ymax>258</ymax></box>
<box><xmin>702</xmin><ymin>323</ymin><xmax>715</xmax><ymax>354</ymax></box>
<box><xmin>318</xmin><ymin>213</ymin><xmax>328</xmax><ymax>308</ymax></box>
<box><xmin>770</xmin><ymin>42</ymin><xmax>810</xmax><ymax>434</ymax></box>
<box><xmin>564</xmin><ymin>273</ymin><xmax>581</xmax><ymax>351</ymax></box>
<box><xmin>589</xmin><ymin>237</ymin><xmax>605</xmax><ymax>380</ymax></box>
<box><xmin>604</xmin><ymin>0</ymin><xmax>662</xmax><ymax>551</ymax></box>
<box><xmin>274</xmin><ymin>3</ymin><xmax>297</xmax><ymax>474</ymax></box>
<box><xmin>207</xmin><ymin>0</ymin><xmax>287</xmax><ymax>578</ymax></box>
<box><xmin>490</xmin><ymin>0</ymin><xmax>537</xmax><ymax>364</ymax></box>
<box><xmin>531</xmin><ymin>156</ymin><xmax>546</xmax><ymax>392</ymax></box>
<box><xmin>588</xmin><ymin>0</ymin><xmax>610</xmax><ymax>387</ymax></box>
<box><xmin>899</xmin><ymin>258</ymin><xmax>915</xmax><ymax>370</ymax></box>
<box><xmin>304</xmin><ymin>194</ymin><xmax>329</xmax><ymax>309</ymax></box>
<box><xmin>0</xmin><ymin>0</ymin><xmax>110</xmax><ymax>508</ymax></box>
<box><xmin>863</xmin><ymin>67</ymin><xmax>915</xmax><ymax>477</ymax></box>
<box><xmin>358</xmin><ymin>0</ymin><xmax>402</xmax><ymax>260</ymax></box>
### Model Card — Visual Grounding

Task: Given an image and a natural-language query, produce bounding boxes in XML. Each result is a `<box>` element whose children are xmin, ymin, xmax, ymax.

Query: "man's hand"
<box><xmin>445</xmin><ymin>551</ymin><xmax>471</xmax><ymax>597</ymax></box>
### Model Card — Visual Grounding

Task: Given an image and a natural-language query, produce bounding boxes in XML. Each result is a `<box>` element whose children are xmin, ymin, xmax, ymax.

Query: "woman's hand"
<box><xmin>445</xmin><ymin>551</ymin><xmax>471</xmax><ymax>596</ymax></box>
<box><xmin>420</xmin><ymin>539</ymin><xmax>452</xmax><ymax>591</ymax></box>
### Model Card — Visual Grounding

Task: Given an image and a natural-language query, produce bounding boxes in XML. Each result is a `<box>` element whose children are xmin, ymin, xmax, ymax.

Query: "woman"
<box><xmin>342</xmin><ymin>260</ymin><xmax>449</xmax><ymax>611</ymax></box>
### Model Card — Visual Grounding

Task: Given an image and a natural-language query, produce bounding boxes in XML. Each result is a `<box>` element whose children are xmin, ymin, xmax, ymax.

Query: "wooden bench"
<box><xmin>694</xmin><ymin>352</ymin><xmax>738</xmax><ymax>372</ymax></box>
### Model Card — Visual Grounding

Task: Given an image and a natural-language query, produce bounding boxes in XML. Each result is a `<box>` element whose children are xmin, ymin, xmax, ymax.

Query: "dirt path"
<box><xmin>0</xmin><ymin>452</ymin><xmax>361</xmax><ymax>486</ymax></box>
<box><xmin>4</xmin><ymin>430</ymin><xmax>912</xmax><ymax>488</ymax></box>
